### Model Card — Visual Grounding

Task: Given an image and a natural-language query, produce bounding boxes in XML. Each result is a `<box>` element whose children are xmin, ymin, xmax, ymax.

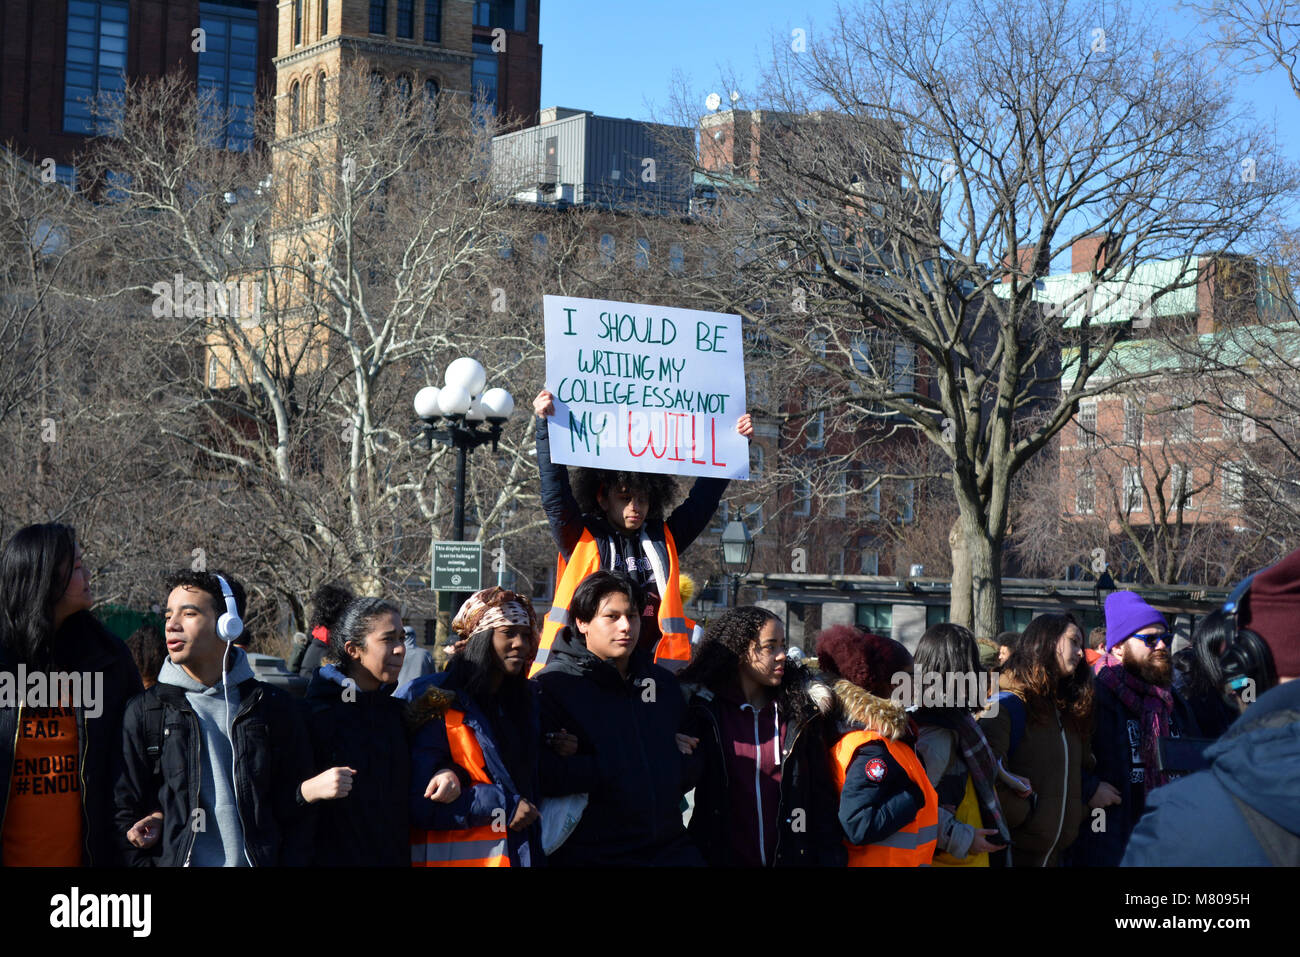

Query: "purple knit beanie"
<box><xmin>1103</xmin><ymin>591</ymin><xmax>1168</xmax><ymax>652</ymax></box>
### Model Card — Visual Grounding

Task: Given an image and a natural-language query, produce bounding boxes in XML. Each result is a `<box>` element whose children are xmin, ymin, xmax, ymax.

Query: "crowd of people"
<box><xmin>0</xmin><ymin>391</ymin><xmax>1296</xmax><ymax>867</ymax></box>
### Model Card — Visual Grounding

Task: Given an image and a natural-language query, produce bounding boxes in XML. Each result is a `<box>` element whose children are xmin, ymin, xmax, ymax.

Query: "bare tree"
<box><xmin>663</xmin><ymin>0</ymin><xmax>1292</xmax><ymax>638</ymax></box>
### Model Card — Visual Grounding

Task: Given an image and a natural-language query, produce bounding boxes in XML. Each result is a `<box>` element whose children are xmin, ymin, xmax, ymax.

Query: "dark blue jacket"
<box><xmin>1068</xmin><ymin>680</ymin><xmax>1197</xmax><ymax>867</ymax></box>
<box><xmin>304</xmin><ymin>665</ymin><xmax>409</xmax><ymax>867</ymax></box>
<box><xmin>1122</xmin><ymin>680</ymin><xmax>1300</xmax><ymax>866</ymax></box>
<box><xmin>396</xmin><ymin>670</ymin><xmax>543</xmax><ymax>867</ymax></box>
<box><xmin>536</xmin><ymin>626</ymin><xmax>702</xmax><ymax>866</ymax></box>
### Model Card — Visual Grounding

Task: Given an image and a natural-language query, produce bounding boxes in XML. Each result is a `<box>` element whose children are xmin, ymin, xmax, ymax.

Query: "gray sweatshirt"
<box><xmin>157</xmin><ymin>647</ymin><xmax>256</xmax><ymax>867</ymax></box>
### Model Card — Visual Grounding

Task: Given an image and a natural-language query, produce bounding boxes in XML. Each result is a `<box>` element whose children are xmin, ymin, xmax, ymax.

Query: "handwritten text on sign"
<box><xmin>544</xmin><ymin>295</ymin><xmax>749</xmax><ymax>480</ymax></box>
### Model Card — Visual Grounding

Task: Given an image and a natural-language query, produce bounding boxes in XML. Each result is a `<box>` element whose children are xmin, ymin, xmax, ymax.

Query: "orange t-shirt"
<box><xmin>3</xmin><ymin>706</ymin><xmax>83</xmax><ymax>866</ymax></box>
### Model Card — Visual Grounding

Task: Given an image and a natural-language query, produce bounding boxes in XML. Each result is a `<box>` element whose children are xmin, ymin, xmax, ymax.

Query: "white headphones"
<box><xmin>214</xmin><ymin>574</ymin><xmax>244</xmax><ymax>642</ymax></box>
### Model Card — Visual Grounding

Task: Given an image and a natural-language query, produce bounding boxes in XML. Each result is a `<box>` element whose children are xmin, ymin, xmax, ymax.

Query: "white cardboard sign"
<box><xmin>543</xmin><ymin>295</ymin><xmax>749</xmax><ymax>480</ymax></box>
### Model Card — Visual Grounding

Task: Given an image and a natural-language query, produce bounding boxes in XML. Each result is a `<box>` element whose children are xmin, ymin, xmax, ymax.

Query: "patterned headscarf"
<box><xmin>451</xmin><ymin>586</ymin><xmax>539</xmax><ymax>641</ymax></box>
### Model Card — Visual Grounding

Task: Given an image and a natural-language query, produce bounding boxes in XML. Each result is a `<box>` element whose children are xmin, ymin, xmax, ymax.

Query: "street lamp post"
<box><xmin>720</xmin><ymin>519</ymin><xmax>755</xmax><ymax>607</ymax></box>
<box><xmin>413</xmin><ymin>357</ymin><xmax>514</xmax><ymax>611</ymax></box>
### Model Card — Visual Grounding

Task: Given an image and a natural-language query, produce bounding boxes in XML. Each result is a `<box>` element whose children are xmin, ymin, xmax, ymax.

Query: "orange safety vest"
<box><xmin>410</xmin><ymin>708</ymin><xmax>510</xmax><ymax>867</ymax></box>
<box><xmin>831</xmin><ymin>729</ymin><xmax>939</xmax><ymax>867</ymax></box>
<box><xmin>530</xmin><ymin>526</ymin><xmax>692</xmax><ymax>677</ymax></box>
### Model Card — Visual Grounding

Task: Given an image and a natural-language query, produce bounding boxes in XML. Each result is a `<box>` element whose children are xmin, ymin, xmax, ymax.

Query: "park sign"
<box><xmin>543</xmin><ymin>295</ymin><xmax>749</xmax><ymax>480</ymax></box>
<box><xmin>431</xmin><ymin>541</ymin><xmax>482</xmax><ymax>591</ymax></box>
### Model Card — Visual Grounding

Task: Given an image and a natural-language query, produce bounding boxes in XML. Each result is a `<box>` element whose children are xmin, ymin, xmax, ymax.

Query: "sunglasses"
<box><xmin>1128</xmin><ymin>631</ymin><xmax>1172</xmax><ymax>649</ymax></box>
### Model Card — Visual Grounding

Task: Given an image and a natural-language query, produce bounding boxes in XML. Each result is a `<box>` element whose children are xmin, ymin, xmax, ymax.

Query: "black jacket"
<box><xmin>536</xmin><ymin>626</ymin><xmax>702</xmax><ymax>866</ymax></box>
<box><xmin>114</xmin><ymin>677</ymin><xmax>314</xmax><ymax>866</ymax></box>
<box><xmin>303</xmin><ymin>665</ymin><xmax>410</xmax><ymax>867</ymax></box>
<box><xmin>684</xmin><ymin>668</ymin><xmax>845</xmax><ymax>866</ymax></box>
<box><xmin>0</xmin><ymin>611</ymin><xmax>142</xmax><ymax>866</ymax></box>
<box><xmin>1067</xmin><ymin>678</ymin><xmax>1197</xmax><ymax>867</ymax></box>
<box><xmin>536</xmin><ymin>416</ymin><xmax>726</xmax><ymax>570</ymax></box>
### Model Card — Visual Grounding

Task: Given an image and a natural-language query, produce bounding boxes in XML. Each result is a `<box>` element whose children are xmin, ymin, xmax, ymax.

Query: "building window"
<box><xmin>1124</xmin><ymin>397</ymin><xmax>1144</xmax><ymax>444</ymax></box>
<box><xmin>892</xmin><ymin>341</ymin><xmax>916</xmax><ymax>395</ymax></box>
<box><xmin>370</xmin><ymin>0</ymin><xmax>387</xmax><ymax>34</ymax></box>
<box><xmin>740</xmin><ymin>503</ymin><xmax>764</xmax><ymax>532</ymax></box>
<box><xmin>498</xmin><ymin>235</ymin><xmax>513</xmax><ymax>259</ymax></box>
<box><xmin>831</xmin><ymin>470</ymin><xmax>848</xmax><ymax>518</ymax></box>
<box><xmin>294</xmin><ymin>0</ymin><xmax>303</xmax><ymax>45</ymax></box>
<box><xmin>598</xmin><ymin>233</ymin><xmax>616</xmax><ymax>265</ymax></box>
<box><xmin>669</xmin><ymin>243</ymin><xmax>684</xmax><ymax>274</ymax></box>
<box><xmin>369</xmin><ymin>71</ymin><xmax>386</xmax><ymax>108</ymax></box>
<box><xmin>858</xmin><ymin>541</ymin><xmax>880</xmax><ymax>576</ymax></box>
<box><xmin>751</xmin><ymin>444</ymin><xmax>764</xmax><ymax>478</ymax></box>
<box><xmin>289</xmin><ymin>81</ymin><xmax>301</xmax><ymax>133</ymax></box>
<box><xmin>473</xmin><ymin>0</ymin><xmax>490</xmax><ymax>26</ymax></box>
<box><xmin>532</xmin><ymin>232</ymin><xmax>548</xmax><ymax>263</ymax></box>
<box><xmin>897</xmin><ymin>479</ymin><xmax>915</xmax><ymax>524</ymax></box>
<box><xmin>472</xmin><ymin>39</ymin><xmax>498</xmax><ymax>115</ymax></box>
<box><xmin>793</xmin><ymin>477</ymin><xmax>811</xmax><ymax>517</ymax></box>
<box><xmin>54</xmin><ymin>164</ymin><xmax>77</xmax><ymax>190</ymax></box>
<box><xmin>1123</xmin><ymin>466</ymin><xmax>1144</xmax><ymax>512</ymax></box>
<box><xmin>63</xmin><ymin>0</ymin><xmax>129</xmax><ymax>135</ymax></box>
<box><xmin>710</xmin><ymin>500</ymin><xmax>731</xmax><ymax>534</ymax></box>
<box><xmin>1223</xmin><ymin>391</ymin><xmax>1247</xmax><ymax>440</ymax></box>
<box><xmin>856</xmin><ymin>602</ymin><xmax>892</xmax><ymax>633</ymax></box>
<box><xmin>394</xmin><ymin>73</ymin><xmax>412</xmax><ymax>109</ymax></box>
<box><xmin>1172</xmin><ymin>403</ymin><xmax>1195</xmax><ymax>443</ymax></box>
<box><xmin>316</xmin><ymin>72</ymin><xmax>327</xmax><ymax>125</ymax></box>
<box><xmin>208</xmin><ymin>355</ymin><xmax>220</xmax><ymax>388</ymax></box>
<box><xmin>1077</xmin><ymin>401</ymin><xmax>1097</xmax><ymax>448</ymax></box>
<box><xmin>635</xmin><ymin>238</ymin><xmax>650</xmax><ymax>270</ymax></box>
<box><xmin>1170</xmin><ymin>464</ymin><xmax>1194</xmax><ymax>510</ymax></box>
<box><xmin>197</xmin><ymin>3</ymin><xmax>258</xmax><ymax>149</ymax></box>
<box><xmin>397</xmin><ymin>0</ymin><xmax>414</xmax><ymax>38</ymax></box>
<box><xmin>1223</xmin><ymin>462</ymin><xmax>1244</xmax><ymax>509</ymax></box>
<box><xmin>320</xmin><ymin>0</ymin><xmax>329</xmax><ymax>37</ymax></box>
<box><xmin>308</xmin><ymin>159</ymin><xmax>320</xmax><ymax>214</ymax></box>
<box><xmin>423</xmin><ymin>0</ymin><xmax>441</xmax><ymax>42</ymax></box>
<box><xmin>1076</xmin><ymin>467</ymin><xmax>1095</xmax><ymax>513</ymax></box>
<box><xmin>864</xmin><ymin>476</ymin><xmax>881</xmax><ymax>520</ymax></box>
<box><xmin>803</xmin><ymin>389</ymin><xmax>825</xmax><ymax>448</ymax></box>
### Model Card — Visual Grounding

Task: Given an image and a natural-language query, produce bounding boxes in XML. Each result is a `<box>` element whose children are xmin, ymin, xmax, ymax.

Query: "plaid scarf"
<box><xmin>1092</xmin><ymin>653</ymin><xmax>1173</xmax><ymax>795</ymax></box>
<box><xmin>953</xmin><ymin>712</ymin><xmax>1010</xmax><ymax>843</ymax></box>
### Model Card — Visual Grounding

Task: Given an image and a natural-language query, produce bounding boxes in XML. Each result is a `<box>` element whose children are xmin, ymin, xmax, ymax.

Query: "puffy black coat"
<box><xmin>536</xmin><ymin>626</ymin><xmax>702</xmax><ymax>866</ymax></box>
<box><xmin>114</xmin><ymin>678</ymin><xmax>314</xmax><ymax>866</ymax></box>
<box><xmin>303</xmin><ymin>665</ymin><xmax>410</xmax><ymax>866</ymax></box>
<box><xmin>683</xmin><ymin>668</ymin><xmax>846</xmax><ymax>866</ymax></box>
<box><xmin>0</xmin><ymin>611</ymin><xmax>142</xmax><ymax>866</ymax></box>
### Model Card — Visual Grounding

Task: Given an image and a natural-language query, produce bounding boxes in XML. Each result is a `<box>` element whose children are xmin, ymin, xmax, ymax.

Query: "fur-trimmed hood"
<box><xmin>833</xmin><ymin>678</ymin><xmax>910</xmax><ymax>741</ymax></box>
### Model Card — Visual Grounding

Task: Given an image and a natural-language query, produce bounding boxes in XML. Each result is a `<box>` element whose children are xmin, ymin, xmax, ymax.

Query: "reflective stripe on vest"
<box><xmin>410</xmin><ymin>708</ymin><xmax>510</xmax><ymax>867</ymax></box>
<box><xmin>831</xmin><ymin>729</ymin><xmax>939</xmax><ymax>867</ymax></box>
<box><xmin>530</xmin><ymin>526</ymin><xmax>690</xmax><ymax>677</ymax></box>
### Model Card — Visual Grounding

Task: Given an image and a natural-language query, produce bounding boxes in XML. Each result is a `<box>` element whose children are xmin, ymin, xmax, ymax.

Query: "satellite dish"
<box><xmin>705</xmin><ymin>92</ymin><xmax>722</xmax><ymax>111</ymax></box>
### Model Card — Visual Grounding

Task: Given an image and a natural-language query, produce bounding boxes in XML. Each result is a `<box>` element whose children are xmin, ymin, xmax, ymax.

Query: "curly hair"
<box><xmin>1002</xmin><ymin>612</ymin><xmax>1093</xmax><ymax>733</ymax></box>
<box><xmin>569</xmin><ymin>467</ymin><xmax>679</xmax><ymax>524</ymax></box>
<box><xmin>679</xmin><ymin>606</ymin><xmax>818</xmax><ymax>726</ymax></box>
<box><xmin>308</xmin><ymin>582</ymin><xmax>354</xmax><ymax>634</ymax></box>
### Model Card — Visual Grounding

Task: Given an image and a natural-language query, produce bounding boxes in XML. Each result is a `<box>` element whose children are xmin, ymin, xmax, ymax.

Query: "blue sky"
<box><xmin>538</xmin><ymin>1</ymin><xmax>1300</xmax><ymax>153</ymax></box>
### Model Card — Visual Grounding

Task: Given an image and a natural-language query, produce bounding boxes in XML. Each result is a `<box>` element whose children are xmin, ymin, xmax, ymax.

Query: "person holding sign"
<box><xmin>531</xmin><ymin>389</ymin><xmax>753</xmax><ymax>677</ymax></box>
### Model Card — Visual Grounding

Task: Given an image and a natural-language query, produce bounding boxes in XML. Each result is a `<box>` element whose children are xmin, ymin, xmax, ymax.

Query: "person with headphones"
<box><xmin>114</xmin><ymin>569</ymin><xmax>315</xmax><ymax>866</ymax></box>
<box><xmin>1122</xmin><ymin>546</ymin><xmax>1300</xmax><ymax>866</ymax></box>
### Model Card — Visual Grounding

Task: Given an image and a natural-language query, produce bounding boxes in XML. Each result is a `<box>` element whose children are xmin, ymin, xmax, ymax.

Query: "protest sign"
<box><xmin>544</xmin><ymin>295</ymin><xmax>749</xmax><ymax>480</ymax></box>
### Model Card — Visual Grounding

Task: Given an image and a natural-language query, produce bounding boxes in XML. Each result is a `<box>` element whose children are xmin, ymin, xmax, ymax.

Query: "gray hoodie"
<box><xmin>157</xmin><ymin>646</ymin><xmax>256</xmax><ymax>867</ymax></box>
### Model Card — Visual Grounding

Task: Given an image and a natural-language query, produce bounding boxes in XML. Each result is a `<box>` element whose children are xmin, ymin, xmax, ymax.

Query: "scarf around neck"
<box><xmin>1092</xmin><ymin>652</ymin><xmax>1174</xmax><ymax>794</ymax></box>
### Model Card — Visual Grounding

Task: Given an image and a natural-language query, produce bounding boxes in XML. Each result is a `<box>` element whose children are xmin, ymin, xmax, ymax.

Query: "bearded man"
<box><xmin>1066</xmin><ymin>591</ymin><xmax>1200</xmax><ymax>867</ymax></box>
